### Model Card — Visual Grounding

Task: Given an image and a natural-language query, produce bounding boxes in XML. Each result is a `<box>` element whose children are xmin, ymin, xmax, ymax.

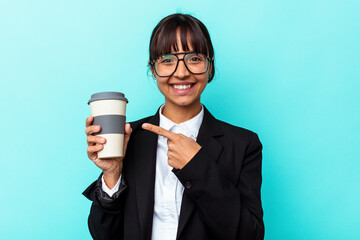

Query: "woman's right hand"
<box><xmin>85</xmin><ymin>115</ymin><xmax>132</xmax><ymax>188</ymax></box>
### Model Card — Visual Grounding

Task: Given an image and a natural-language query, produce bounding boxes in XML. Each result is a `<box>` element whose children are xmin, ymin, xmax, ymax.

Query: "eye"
<box><xmin>187</xmin><ymin>53</ymin><xmax>205</xmax><ymax>63</ymax></box>
<box><xmin>158</xmin><ymin>54</ymin><xmax>176</xmax><ymax>64</ymax></box>
<box><xmin>161</xmin><ymin>58</ymin><xmax>173</xmax><ymax>63</ymax></box>
<box><xmin>190</xmin><ymin>57</ymin><xmax>202</xmax><ymax>62</ymax></box>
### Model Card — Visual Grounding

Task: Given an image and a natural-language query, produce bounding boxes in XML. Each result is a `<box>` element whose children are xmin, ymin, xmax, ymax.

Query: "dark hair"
<box><xmin>149</xmin><ymin>13</ymin><xmax>215</xmax><ymax>82</ymax></box>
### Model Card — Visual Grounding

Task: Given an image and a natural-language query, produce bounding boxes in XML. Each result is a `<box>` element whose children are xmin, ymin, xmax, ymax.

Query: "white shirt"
<box><xmin>102</xmin><ymin>104</ymin><xmax>204</xmax><ymax>240</ymax></box>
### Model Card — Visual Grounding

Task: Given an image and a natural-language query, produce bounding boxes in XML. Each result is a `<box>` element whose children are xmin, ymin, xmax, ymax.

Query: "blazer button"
<box><xmin>185</xmin><ymin>181</ymin><xmax>192</xmax><ymax>189</ymax></box>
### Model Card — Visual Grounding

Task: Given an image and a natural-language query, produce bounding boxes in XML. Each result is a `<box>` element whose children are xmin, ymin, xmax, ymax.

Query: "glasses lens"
<box><xmin>155</xmin><ymin>54</ymin><xmax>178</xmax><ymax>76</ymax></box>
<box><xmin>185</xmin><ymin>53</ymin><xmax>208</xmax><ymax>74</ymax></box>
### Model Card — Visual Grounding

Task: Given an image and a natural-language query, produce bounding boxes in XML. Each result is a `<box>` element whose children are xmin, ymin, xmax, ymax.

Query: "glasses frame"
<box><xmin>150</xmin><ymin>51</ymin><xmax>212</xmax><ymax>77</ymax></box>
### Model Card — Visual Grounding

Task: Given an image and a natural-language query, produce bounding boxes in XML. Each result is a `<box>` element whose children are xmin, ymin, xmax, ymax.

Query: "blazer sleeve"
<box><xmin>174</xmin><ymin>132</ymin><xmax>264</xmax><ymax>240</ymax></box>
<box><xmin>82</xmin><ymin>173</ymin><xmax>128</xmax><ymax>240</ymax></box>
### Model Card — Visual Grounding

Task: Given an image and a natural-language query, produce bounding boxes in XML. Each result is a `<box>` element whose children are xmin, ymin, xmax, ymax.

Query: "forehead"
<box><xmin>170</xmin><ymin>31</ymin><xmax>194</xmax><ymax>53</ymax></box>
<box><xmin>152</xmin><ymin>27</ymin><xmax>208</xmax><ymax>59</ymax></box>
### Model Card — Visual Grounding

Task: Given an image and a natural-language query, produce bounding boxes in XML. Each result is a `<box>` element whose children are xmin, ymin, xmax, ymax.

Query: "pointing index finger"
<box><xmin>142</xmin><ymin>123</ymin><xmax>177</xmax><ymax>140</ymax></box>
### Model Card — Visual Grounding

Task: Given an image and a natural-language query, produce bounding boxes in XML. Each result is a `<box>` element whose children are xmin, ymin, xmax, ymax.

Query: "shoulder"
<box><xmin>217</xmin><ymin>119</ymin><xmax>256</xmax><ymax>136</ymax></box>
<box><xmin>203</xmin><ymin>106</ymin><xmax>262</xmax><ymax>147</ymax></box>
<box><xmin>214</xmin><ymin>118</ymin><xmax>262</xmax><ymax>148</ymax></box>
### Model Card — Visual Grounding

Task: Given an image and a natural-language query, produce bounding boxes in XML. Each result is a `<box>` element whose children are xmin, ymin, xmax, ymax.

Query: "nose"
<box><xmin>173</xmin><ymin>59</ymin><xmax>190</xmax><ymax>79</ymax></box>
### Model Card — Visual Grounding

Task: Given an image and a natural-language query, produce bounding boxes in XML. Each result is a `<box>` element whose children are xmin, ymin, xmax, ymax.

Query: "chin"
<box><xmin>169</xmin><ymin>98</ymin><xmax>198</xmax><ymax>108</ymax></box>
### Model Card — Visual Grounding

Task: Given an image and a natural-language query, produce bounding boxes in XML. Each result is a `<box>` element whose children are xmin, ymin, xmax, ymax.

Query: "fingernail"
<box><xmin>142</xmin><ymin>123</ymin><xmax>148</xmax><ymax>128</ymax></box>
<box><xmin>96</xmin><ymin>126</ymin><xmax>100</xmax><ymax>130</ymax></box>
<box><xmin>100</xmin><ymin>138</ymin><xmax>105</xmax><ymax>143</ymax></box>
<box><xmin>98</xmin><ymin>145</ymin><xmax>102</xmax><ymax>148</ymax></box>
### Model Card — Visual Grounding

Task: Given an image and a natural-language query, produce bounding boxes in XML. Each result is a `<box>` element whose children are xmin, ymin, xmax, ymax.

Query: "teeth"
<box><xmin>173</xmin><ymin>84</ymin><xmax>192</xmax><ymax>90</ymax></box>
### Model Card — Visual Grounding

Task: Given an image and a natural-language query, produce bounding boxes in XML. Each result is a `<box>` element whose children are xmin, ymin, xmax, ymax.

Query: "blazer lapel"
<box><xmin>176</xmin><ymin>106</ymin><xmax>224</xmax><ymax>239</ymax></box>
<box><xmin>133</xmin><ymin>109</ymin><xmax>160</xmax><ymax>240</ymax></box>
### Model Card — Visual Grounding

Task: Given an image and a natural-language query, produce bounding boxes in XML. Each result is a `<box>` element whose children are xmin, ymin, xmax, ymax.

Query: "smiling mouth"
<box><xmin>170</xmin><ymin>83</ymin><xmax>195</xmax><ymax>90</ymax></box>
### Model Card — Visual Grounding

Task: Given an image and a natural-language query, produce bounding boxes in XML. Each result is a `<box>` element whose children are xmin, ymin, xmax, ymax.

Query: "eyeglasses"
<box><xmin>151</xmin><ymin>52</ymin><xmax>212</xmax><ymax>77</ymax></box>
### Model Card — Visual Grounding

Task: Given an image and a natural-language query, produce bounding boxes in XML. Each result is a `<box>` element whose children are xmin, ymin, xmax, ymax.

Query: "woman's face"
<box><xmin>151</xmin><ymin>33</ymin><xmax>210</xmax><ymax>109</ymax></box>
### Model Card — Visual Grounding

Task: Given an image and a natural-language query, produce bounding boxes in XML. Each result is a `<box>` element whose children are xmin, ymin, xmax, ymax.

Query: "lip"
<box><xmin>169</xmin><ymin>83</ymin><xmax>196</xmax><ymax>95</ymax></box>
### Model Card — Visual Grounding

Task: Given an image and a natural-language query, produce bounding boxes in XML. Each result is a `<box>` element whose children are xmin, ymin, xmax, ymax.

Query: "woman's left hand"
<box><xmin>142</xmin><ymin>123</ymin><xmax>201</xmax><ymax>169</ymax></box>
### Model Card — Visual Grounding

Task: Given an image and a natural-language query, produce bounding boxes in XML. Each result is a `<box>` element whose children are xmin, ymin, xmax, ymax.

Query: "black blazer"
<box><xmin>83</xmin><ymin>106</ymin><xmax>264</xmax><ymax>240</ymax></box>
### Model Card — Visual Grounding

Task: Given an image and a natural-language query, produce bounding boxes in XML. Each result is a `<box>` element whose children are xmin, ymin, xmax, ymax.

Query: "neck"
<box><xmin>162</xmin><ymin>101</ymin><xmax>202</xmax><ymax>124</ymax></box>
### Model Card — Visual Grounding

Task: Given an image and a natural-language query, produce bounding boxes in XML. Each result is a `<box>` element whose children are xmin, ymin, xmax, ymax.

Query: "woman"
<box><xmin>83</xmin><ymin>13</ymin><xmax>264</xmax><ymax>240</ymax></box>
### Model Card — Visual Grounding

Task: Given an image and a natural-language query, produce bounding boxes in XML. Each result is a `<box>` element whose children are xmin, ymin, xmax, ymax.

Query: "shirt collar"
<box><xmin>159</xmin><ymin>104</ymin><xmax>204</xmax><ymax>139</ymax></box>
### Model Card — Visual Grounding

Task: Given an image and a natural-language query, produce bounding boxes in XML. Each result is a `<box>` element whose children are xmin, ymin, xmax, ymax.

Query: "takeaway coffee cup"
<box><xmin>88</xmin><ymin>92</ymin><xmax>128</xmax><ymax>159</ymax></box>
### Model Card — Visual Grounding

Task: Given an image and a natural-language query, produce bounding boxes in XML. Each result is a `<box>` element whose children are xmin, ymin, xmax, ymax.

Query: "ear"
<box><xmin>148</xmin><ymin>60</ymin><xmax>156</xmax><ymax>79</ymax></box>
<box><xmin>208</xmin><ymin>57</ymin><xmax>214</xmax><ymax>79</ymax></box>
<box><xmin>209</xmin><ymin>57</ymin><xmax>214</xmax><ymax>70</ymax></box>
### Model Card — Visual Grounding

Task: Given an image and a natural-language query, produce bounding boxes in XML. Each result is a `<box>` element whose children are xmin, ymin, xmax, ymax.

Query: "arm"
<box><xmin>83</xmin><ymin>173</ymin><xmax>128</xmax><ymax>240</ymax></box>
<box><xmin>84</xmin><ymin>117</ymin><xmax>133</xmax><ymax>239</ymax></box>
<box><xmin>174</xmin><ymin>132</ymin><xmax>264</xmax><ymax>240</ymax></box>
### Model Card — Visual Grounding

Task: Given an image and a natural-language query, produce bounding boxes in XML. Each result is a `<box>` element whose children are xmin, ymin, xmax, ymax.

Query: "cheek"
<box><xmin>195</xmin><ymin>75</ymin><xmax>208</xmax><ymax>89</ymax></box>
<box><xmin>156</xmin><ymin>77</ymin><xmax>169</xmax><ymax>87</ymax></box>
<box><xmin>156</xmin><ymin>78</ymin><xmax>171</xmax><ymax>95</ymax></box>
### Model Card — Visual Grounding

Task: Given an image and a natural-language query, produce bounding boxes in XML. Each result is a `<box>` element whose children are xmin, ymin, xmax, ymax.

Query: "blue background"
<box><xmin>1</xmin><ymin>0</ymin><xmax>359</xmax><ymax>239</ymax></box>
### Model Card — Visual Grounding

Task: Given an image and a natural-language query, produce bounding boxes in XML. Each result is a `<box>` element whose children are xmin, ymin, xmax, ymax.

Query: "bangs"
<box><xmin>149</xmin><ymin>15</ymin><xmax>212</xmax><ymax>61</ymax></box>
